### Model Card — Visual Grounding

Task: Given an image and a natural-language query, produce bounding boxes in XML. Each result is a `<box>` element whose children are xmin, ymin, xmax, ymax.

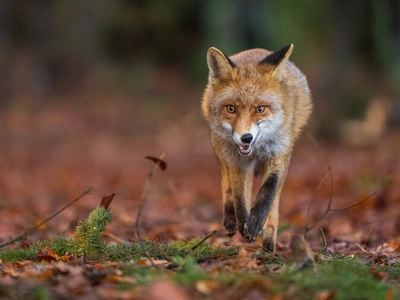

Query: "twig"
<box><xmin>167</xmin><ymin>178</ymin><xmax>191</xmax><ymax>228</ymax></box>
<box><xmin>135</xmin><ymin>153</ymin><xmax>165</xmax><ymax>267</ymax></box>
<box><xmin>304</xmin><ymin>135</ymin><xmax>376</xmax><ymax>237</ymax></box>
<box><xmin>319</xmin><ymin>228</ymin><xmax>327</xmax><ymax>251</ymax></box>
<box><xmin>0</xmin><ymin>186</ymin><xmax>93</xmax><ymax>249</ymax></box>
<box><xmin>306</xmin><ymin>188</ymin><xmax>375</xmax><ymax>234</ymax></box>
<box><xmin>191</xmin><ymin>230</ymin><xmax>217</xmax><ymax>251</ymax></box>
<box><xmin>305</xmin><ymin>171</ymin><xmax>330</xmax><ymax>234</ymax></box>
<box><xmin>305</xmin><ymin>134</ymin><xmax>334</xmax><ymax>235</ymax></box>
<box><xmin>103</xmin><ymin>231</ymin><xmax>126</xmax><ymax>244</ymax></box>
<box><xmin>329</xmin><ymin>193</ymin><xmax>376</xmax><ymax>211</ymax></box>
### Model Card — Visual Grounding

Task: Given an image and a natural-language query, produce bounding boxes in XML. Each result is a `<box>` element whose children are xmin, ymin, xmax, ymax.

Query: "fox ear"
<box><xmin>259</xmin><ymin>44</ymin><xmax>293</xmax><ymax>78</ymax></box>
<box><xmin>207</xmin><ymin>47</ymin><xmax>235</xmax><ymax>83</ymax></box>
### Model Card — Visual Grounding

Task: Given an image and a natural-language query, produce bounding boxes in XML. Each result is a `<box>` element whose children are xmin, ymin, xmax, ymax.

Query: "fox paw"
<box><xmin>243</xmin><ymin>216</ymin><xmax>263</xmax><ymax>242</ymax></box>
<box><xmin>223</xmin><ymin>215</ymin><xmax>237</xmax><ymax>237</ymax></box>
<box><xmin>223</xmin><ymin>227</ymin><xmax>237</xmax><ymax>237</ymax></box>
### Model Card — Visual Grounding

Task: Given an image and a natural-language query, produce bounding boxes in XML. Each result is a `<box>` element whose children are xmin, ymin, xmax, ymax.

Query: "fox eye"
<box><xmin>255</xmin><ymin>106</ymin><xmax>266</xmax><ymax>113</ymax></box>
<box><xmin>226</xmin><ymin>105</ymin><xmax>236</xmax><ymax>114</ymax></box>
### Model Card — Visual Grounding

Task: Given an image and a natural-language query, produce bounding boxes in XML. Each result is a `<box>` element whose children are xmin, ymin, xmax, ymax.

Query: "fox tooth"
<box><xmin>238</xmin><ymin>145</ymin><xmax>252</xmax><ymax>156</ymax></box>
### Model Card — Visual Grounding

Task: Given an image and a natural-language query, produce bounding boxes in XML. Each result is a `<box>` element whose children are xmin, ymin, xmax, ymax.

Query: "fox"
<box><xmin>202</xmin><ymin>44</ymin><xmax>312</xmax><ymax>252</ymax></box>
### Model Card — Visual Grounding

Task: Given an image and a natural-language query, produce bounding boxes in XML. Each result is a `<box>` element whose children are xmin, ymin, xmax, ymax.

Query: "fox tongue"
<box><xmin>238</xmin><ymin>144</ymin><xmax>252</xmax><ymax>155</ymax></box>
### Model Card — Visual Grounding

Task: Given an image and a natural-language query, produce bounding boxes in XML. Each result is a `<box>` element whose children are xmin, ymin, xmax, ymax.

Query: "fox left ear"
<box><xmin>259</xmin><ymin>44</ymin><xmax>293</xmax><ymax>78</ymax></box>
<box><xmin>207</xmin><ymin>47</ymin><xmax>236</xmax><ymax>83</ymax></box>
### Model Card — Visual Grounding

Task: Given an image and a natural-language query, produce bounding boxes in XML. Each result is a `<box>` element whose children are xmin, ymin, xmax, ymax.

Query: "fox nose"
<box><xmin>241</xmin><ymin>133</ymin><xmax>253</xmax><ymax>144</ymax></box>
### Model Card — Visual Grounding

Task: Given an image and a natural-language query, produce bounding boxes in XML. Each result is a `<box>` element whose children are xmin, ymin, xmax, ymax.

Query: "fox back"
<box><xmin>202</xmin><ymin>44</ymin><xmax>312</xmax><ymax>252</ymax></box>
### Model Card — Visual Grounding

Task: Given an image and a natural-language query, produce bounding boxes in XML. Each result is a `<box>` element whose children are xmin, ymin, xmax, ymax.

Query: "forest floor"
<box><xmin>0</xmin><ymin>79</ymin><xmax>399</xmax><ymax>299</ymax></box>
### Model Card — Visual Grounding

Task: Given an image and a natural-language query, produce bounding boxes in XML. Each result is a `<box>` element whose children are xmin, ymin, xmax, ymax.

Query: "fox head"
<box><xmin>202</xmin><ymin>44</ymin><xmax>294</xmax><ymax>157</ymax></box>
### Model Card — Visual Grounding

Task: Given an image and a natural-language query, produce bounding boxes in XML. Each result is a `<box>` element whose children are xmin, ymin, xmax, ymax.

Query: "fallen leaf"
<box><xmin>37</xmin><ymin>247</ymin><xmax>59</xmax><ymax>263</ymax></box>
<box><xmin>4</xmin><ymin>266</ymin><xmax>20</xmax><ymax>278</ymax></box>
<box><xmin>15</xmin><ymin>260</ymin><xmax>34</xmax><ymax>268</ymax></box>
<box><xmin>106</xmin><ymin>274</ymin><xmax>135</xmax><ymax>283</ymax></box>
<box><xmin>316</xmin><ymin>290</ymin><xmax>336</xmax><ymax>300</ymax></box>
<box><xmin>145</xmin><ymin>156</ymin><xmax>167</xmax><ymax>171</ymax></box>
<box><xmin>101</xmin><ymin>192</ymin><xmax>116</xmax><ymax>209</ymax></box>
<box><xmin>147</xmin><ymin>280</ymin><xmax>188</xmax><ymax>300</ymax></box>
<box><xmin>196</xmin><ymin>280</ymin><xmax>219</xmax><ymax>294</ymax></box>
<box><xmin>22</xmin><ymin>266</ymin><xmax>53</xmax><ymax>280</ymax></box>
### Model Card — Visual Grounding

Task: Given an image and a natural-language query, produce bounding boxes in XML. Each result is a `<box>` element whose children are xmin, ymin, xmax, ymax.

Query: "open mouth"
<box><xmin>237</xmin><ymin>144</ymin><xmax>252</xmax><ymax>156</ymax></box>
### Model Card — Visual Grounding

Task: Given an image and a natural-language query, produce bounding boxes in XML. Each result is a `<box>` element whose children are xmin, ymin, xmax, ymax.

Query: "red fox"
<box><xmin>202</xmin><ymin>44</ymin><xmax>312</xmax><ymax>252</ymax></box>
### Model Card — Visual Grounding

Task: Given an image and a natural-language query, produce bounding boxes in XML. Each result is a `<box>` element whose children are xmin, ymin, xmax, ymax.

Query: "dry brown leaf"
<box><xmin>195</xmin><ymin>280</ymin><xmax>219</xmax><ymax>294</ymax></box>
<box><xmin>3</xmin><ymin>266</ymin><xmax>20</xmax><ymax>278</ymax></box>
<box><xmin>101</xmin><ymin>192</ymin><xmax>116</xmax><ymax>210</ymax></box>
<box><xmin>15</xmin><ymin>260</ymin><xmax>34</xmax><ymax>268</ymax></box>
<box><xmin>146</xmin><ymin>280</ymin><xmax>189</xmax><ymax>300</ymax></box>
<box><xmin>106</xmin><ymin>274</ymin><xmax>135</xmax><ymax>283</ymax></box>
<box><xmin>145</xmin><ymin>156</ymin><xmax>167</xmax><ymax>171</ymax></box>
<box><xmin>316</xmin><ymin>290</ymin><xmax>336</xmax><ymax>300</ymax></box>
<box><xmin>21</xmin><ymin>266</ymin><xmax>53</xmax><ymax>280</ymax></box>
<box><xmin>37</xmin><ymin>247</ymin><xmax>59</xmax><ymax>263</ymax></box>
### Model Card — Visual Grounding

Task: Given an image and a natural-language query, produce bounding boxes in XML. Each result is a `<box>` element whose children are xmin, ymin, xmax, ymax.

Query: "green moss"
<box><xmin>278</xmin><ymin>260</ymin><xmax>397</xmax><ymax>300</ymax></box>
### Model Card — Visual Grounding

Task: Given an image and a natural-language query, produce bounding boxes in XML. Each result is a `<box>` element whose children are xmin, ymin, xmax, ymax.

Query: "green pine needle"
<box><xmin>0</xmin><ymin>205</ymin><xmax>239</xmax><ymax>263</ymax></box>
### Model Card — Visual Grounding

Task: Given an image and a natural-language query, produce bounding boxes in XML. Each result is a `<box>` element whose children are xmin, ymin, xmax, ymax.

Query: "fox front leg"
<box><xmin>232</xmin><ymin>168</ymin><xmax>253</xmax><ymax>237</ymax></box>
<box><xmin>243</xmin><ymin>173</ymin><xmax>279</xmax><ymax>245</ymax></box>
<box><xmin>261</xmin><ymin>192</ymin><xmax>282</xmax><ymax>252</ymax></box>
<box><xmin>222</xmin><ymin>166</ymin><xmax>252</xmax><ymax>237</ymax></box>
<box><xmin>221</xmin><ymin>166</ymin><xmax>237</xmax><ymax>236</ymax></box>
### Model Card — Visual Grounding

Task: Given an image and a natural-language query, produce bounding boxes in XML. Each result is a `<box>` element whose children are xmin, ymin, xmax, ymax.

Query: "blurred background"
<box><xmin>1</xmin><ymin>1</ymin><xmax>400</xmax><ymax>247</ymax></box>
<box><xmin>1</xmin><ymin>0</ymin><xmax>399</xmax><ymax>131</ymax></box>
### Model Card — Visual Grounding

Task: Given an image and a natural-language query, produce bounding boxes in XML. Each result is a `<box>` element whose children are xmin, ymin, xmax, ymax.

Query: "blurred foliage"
<box><xmin>0</xmin><ymin>0</ymin><xmax>399</xmax><ymax>129</ymax></box>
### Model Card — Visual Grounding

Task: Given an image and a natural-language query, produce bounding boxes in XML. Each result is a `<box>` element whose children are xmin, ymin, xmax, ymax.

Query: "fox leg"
<box><xmin>261</xmin><ymin>184</ymin><xmax>284</xmax><ymax>252</ymax></box>
<box><xmin>230</xmin><ymin>166</ymin><xmax>253</xmax><ymax>237</ymax></box>
<box><xmin>243</xmin><ymin>173</ymin><xmax>279</xmax><ymax>243</ymax></box>
<box><xmin>221</xmin><ymin>165</ymin><xmax>236</xmax><ymax>236</ymax></box>
<box><xmin>243</xmin><ymin>155</ymin><xmax>289</xmax><ymax>248</ymax></box>
<box><xmin>220</xmin><ymin>161</ymin><xmax>253</xmax><ymax>237</ymax></box>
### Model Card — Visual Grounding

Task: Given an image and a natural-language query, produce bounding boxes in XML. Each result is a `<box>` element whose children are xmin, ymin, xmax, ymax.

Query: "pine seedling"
<box><xmin>76</xmin><ymin>206</ymin><xmax>113</xmax><ymax>261</ymax></box>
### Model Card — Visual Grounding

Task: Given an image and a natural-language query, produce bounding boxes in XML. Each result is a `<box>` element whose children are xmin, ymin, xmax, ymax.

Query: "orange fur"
<box><xmin>202</xmin><ymin>44</ymin><xmax>312</xmax><ymax>252</ymax></box>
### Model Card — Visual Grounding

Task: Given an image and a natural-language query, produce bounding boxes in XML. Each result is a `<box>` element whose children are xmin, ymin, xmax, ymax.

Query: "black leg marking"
<box><xmin>243</xmin><ymin>174</ymin><xmax>278</xmax><ymax>242</ymax></box>
<box><xmin>223</xmin><ymin>201</ymin><xmax>236</xmax><ymax>236</ymax></box>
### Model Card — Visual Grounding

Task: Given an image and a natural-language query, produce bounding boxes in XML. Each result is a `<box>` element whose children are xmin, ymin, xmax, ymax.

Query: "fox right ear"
<box><xmin>260</xmin><ymin>44</ymin><xmax>293</xmax><ymax>79</ymax></box>
<box><xmin>207</xmin><ymin>47</ymin><xmax>235</xmax><ymax>83</ymax></box>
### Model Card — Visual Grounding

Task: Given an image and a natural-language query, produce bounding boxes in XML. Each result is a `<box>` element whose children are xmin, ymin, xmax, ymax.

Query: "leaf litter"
<box><xmin>0</xmin><ymin>94</ymin><xmax>400</xmax><ymax>299</ymax></box>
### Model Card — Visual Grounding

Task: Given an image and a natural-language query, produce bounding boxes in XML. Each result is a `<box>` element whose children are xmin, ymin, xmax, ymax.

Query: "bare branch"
<box><xmin>319</xmin><ymin>228</ymin><xmax>327</xmax><ymax>251</ymax></box>
<box><xmin>191</xmin><ymin>230</ymin><xmax>217</xmax><ymax>251</ymax></box>
<box><xmin>305</xmin><ymin>171</ymin><xmax>329</xmax><ymax>233</ymax></box>
<box><xmin>305</xmin><ymin>134</ymin><xmax>334</xmax><ymax>235</ymax></box>
<box><xmin>0</xmin><ymin>186</ymin><xmax>93</xmax><ymax>249</ymax></box>
<box><xmin>330</xmin><ymin>192</ymin><xmax>376</xmax><ymax>211</ymax></box>
<box><xmin>135</xmin><ymin>153</ymin><xmax>166</xmax><ymax>267</ymax></box>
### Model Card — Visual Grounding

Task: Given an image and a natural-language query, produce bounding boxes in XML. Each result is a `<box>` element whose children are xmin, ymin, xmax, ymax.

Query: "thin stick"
<box><xmin>305</xmin><ymin>172</ymin><xmax>329</xmax><ymax>233</ymax></box>
<box><xmin>135</xmin><ymin>153</ymin><xmax>165</xmax><ymax>266</ymax></box>
<box><xmin>304</xmin><ymin>135</ymin><xmax>376</xmax><ymax>235</ymax></box>
<box><xmin>191</xmin><ymin>230</ymin><xmax>217</xmax><ymax>251</ymax></box>
<box><xmin>329</xmin><ymin>192</ymin><xmax>376</xmax><ymax>211</ymax></box>
<box><xmin>0</xmin><ymin>186</ymin><xmax>93</xmax><ymax>249</ymax></box>
<box><xmin>305</xmin><ymin>134</ymin><xmax>334</xmax><ymax>235</ymax></box>
<box><xmin>103</xmin><ymin>231</ymin><xmax>126</xmax><ymax>244</ymax></box>
<box><xmin>319</xmin><ymin>228</ymin><xmax>327</xmax><ymax>251</ymax></box>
